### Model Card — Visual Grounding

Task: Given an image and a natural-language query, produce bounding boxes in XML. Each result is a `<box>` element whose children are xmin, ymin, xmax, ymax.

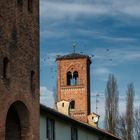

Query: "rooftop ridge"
<box><xmin>56</xmin><ymin>53</ymin><xmax>91</xmax><ymax>63</ymax></box>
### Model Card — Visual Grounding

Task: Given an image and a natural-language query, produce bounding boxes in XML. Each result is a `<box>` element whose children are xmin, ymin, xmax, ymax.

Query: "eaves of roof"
<box><xmin>40</xmin><ymin>104</ymin><xmax>121</xmax><ymax>140</ymax></box>
<box><xmin>56</xmin><ymin>53</ymin><xmax>92</xmax><ymax>64</ymax></box>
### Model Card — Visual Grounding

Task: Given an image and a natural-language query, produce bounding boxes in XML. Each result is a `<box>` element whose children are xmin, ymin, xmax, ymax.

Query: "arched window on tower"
<box><xmin>70</xmin><ymin>100</ymin><xmax>75</xmax><ymax>110</ymax></box>
<box><xmin>73</xmin><ymin>71</ymin><xmax>78</xmax><ymax>86</ymax></box>
<box><xmin>3</xmin><ymin>57</ymin><xmax>9</xmax><ymax>79</ymax></box>
<box><xmin>28</xmin><ymin>0</ymin><xmax>33</xmax><ymax>13</ymax></box>
<box><xmin>67</xmin><ymin>71</ymin><xmax>72</xmax><ymax>86</ymax></box>
<box><xmin>31</xmin><ymin>70</ymin><xmax>35</xmax><ymax>94</ymax></box>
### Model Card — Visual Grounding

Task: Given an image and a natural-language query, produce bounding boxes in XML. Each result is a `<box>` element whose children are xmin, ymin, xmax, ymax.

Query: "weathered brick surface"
<box><xmin>0</xmin><ymin>1</ymin><xmax>39</xmax><ymax>140</ymax></box>
<box><xmin>57</xmin><ymin>57</ymin><xmax>91</xmax><ymax>123</ymax></box>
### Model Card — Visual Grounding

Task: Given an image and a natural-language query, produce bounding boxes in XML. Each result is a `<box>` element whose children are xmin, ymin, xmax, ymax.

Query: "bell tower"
<box><xmin>56</xmin><ymin>52</ymin><xmax>91</xmax><ymax>122</ymax></box>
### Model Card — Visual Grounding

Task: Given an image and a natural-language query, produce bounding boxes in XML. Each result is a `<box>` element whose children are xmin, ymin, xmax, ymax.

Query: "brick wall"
<box><xmin>0</xmin><ymin>0</ymin><xmax>39</xmax><ymax>140</ymax></box>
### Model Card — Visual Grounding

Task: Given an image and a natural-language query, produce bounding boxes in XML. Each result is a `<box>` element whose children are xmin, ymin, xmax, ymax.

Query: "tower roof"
<box><xmin>56</xmin><ymin>53</ymin><xmax>91</xmax><ymax>63</ymax></box>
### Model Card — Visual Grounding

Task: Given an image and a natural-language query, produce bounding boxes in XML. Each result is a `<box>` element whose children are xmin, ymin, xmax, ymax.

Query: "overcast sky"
<box><xmin>40</xmin><ymin>0</ymin><xmax>140</xmax><ymax>127</ymax></box>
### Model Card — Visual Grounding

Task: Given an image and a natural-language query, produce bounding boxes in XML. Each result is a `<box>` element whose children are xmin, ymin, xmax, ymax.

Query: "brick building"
<box><xmin>56</xmin><ymin>53</ymin><xmax>91</xmax><ymax>123</ymax></box>
<box><xmin>0</xmin><ymin>1</ymin><xmax>39</xmax><ymax>140</ymax></box>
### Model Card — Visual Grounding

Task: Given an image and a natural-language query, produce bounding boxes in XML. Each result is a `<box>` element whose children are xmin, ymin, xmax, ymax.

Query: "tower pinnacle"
<box><xmin>73</xmin><ymin>43</ymin><xmax>76</xmax><ymax>53</ymax></box>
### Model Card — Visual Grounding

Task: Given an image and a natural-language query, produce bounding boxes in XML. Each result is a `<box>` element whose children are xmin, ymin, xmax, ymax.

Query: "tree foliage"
<box><xmin>134</xmin><ymin>107</ymin><xmax>140</xmax><ymax>140</ymax></box>
<box><xmin>104</xmin><ymin>74</ymin><xmax>140</xmax><ymax>139</ymax></box>
<box><xmin>105</xmin><ymin>74</ymin><xmax>119</xmax><ymax>135</ymax></box>
<box><xmin>118</xmin><ymin>83</ymin><xmax>135</xmax><ymax>140</ymax></box>
<box><xmin>126</xmin><ymin>83</ymin><xmax>134</xmax><ymax>140</ymax></box>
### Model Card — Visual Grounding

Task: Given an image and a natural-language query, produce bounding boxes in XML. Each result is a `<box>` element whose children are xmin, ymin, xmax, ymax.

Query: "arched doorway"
<box><xmin>5</xmin><ymin>101</ymin><xmax>29</xmax><ymax>140</ymax></box>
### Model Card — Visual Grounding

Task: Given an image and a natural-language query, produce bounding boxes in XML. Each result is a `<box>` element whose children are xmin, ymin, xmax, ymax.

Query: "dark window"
<box><xmin>31</xmin><ymin>71</ymin><xmax>35</xmax><ymax>93</ymax></box>
<box><xmin>17</xmin><ymin>0</ymin><xmax>23</xmax><ymax>9</ymax></box>
<box><xmin>28</xmin><ymin>0</ymin><xmax>33</xmax><ymax>13</ymax></box>
<box><xmin>46</xmin><ymin>118</ymin><xmax>55</xmax><ymax>140</ymax></box>
<box><xmin>67</xmin><ymin>71</ymin><xmax>78</xmax><ymax>86</ymax></box>
<box><xmin>62</xmin><ymin>103</ymin><xmax>64</xmax><ymax>107</ymax></box>
<box><xmin>3</xmin><ymin>57</ymin><xmax>9</xmax><ymax>79</ymax></box>
<box><xmin>73</xmin><ymin>71</ymin><xmax>78</xmax><ymax>85</ymax></box>
<box><xmin>71</xmin><ymin>127</ymin><xmax>78</xmax><ymax>140</ymax></box>
<box><xmin>67</xmin><ymin>71</ymin><xmax>72</xmax><ymax>85</ymax></box>
<box><xmin>70</xmin><ymin>101</ymin><xmax>75</xmax><ymax>109</ymax></box>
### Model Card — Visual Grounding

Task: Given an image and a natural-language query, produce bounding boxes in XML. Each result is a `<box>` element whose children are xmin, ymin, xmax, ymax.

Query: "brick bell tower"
<box><xmin>56</xmin><ymin>51</ymin><xmax>91</xmax><ymax>123</ymax></box>
<box><xmin>0</xmin><ymin>0</ymin><xmax>39</xmax><ymax>140</ymax></box>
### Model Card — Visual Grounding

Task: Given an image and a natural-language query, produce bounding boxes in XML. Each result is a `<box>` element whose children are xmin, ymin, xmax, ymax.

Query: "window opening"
<box><xmin>70</xmin><ymin>101</ymin><xmax>75</xmax><ymax>109</ymax></box>
<box><xmin>31</xmin><ymin>71</ymin><xmax>35</xmax><ymax>93</ymax></box>
<box><xmin>67</xmin><ymin>71</ymin><xmax>78</xmax><ymax>86</ymax></box>
<box><xmin>3</xmin><ymin>57</ymin><xmax>9</xmax><ymax>79</ymax></box>
<box><xmin>62</xmin><ymin>103</ymin><xmax>64</xmax><ymax>107</ymax></box>
<box><xmin>71</xmin><ymin>127</ymin><xmax>78</xmax><ymax>140</ymax></box>
<box><xmin>46</xmin><ymin>118</ymin><xmax>55</xmax><ymax>140</ymax></box>
<box><xmin>17</xmin><ymin>0</ymin><xmax>23</xmax><ymax>9</ymax></box>
<box><xmin>73</xmin><ymin>71</ymin><xmax>78</xmax><ymax>85</ymax></box>
<box><xmin>28</xmin><ymin>0</ymin><xmax>33</xmax><ymax>13</ymax></box>
<box><xmin>67</xmin><ymin>71</ymin><xmax>72</xmax><ymax>85</ymax></box>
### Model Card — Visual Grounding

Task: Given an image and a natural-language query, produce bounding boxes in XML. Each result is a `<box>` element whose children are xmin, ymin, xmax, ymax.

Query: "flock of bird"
<box><xmin>41</xmin><ymin>48</ymin><xmax>113</xmax><ymax>80</ymax></box>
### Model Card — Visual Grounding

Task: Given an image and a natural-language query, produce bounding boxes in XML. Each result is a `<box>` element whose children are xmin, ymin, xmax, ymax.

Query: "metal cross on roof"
<box><xmin>73</xmin><ymin>44</ymin><xmax>76</xmax><ymax>53</ymax></box>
